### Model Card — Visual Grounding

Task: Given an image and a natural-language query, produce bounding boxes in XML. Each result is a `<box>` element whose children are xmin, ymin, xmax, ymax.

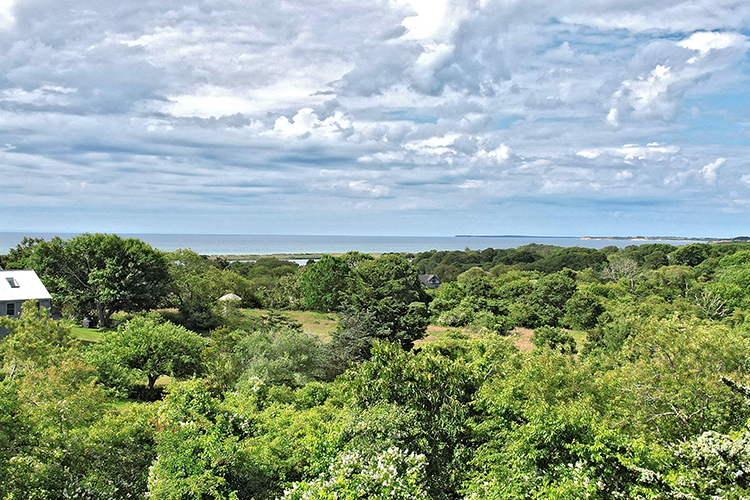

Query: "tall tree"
<box><xmin>94</xmin><ymin>316</ymin><xmax>206</xmax><ymax>390</ymax></box>
<box><xmin>346</xmin><ymin>254</ymin><xmax>430</xmax><ymax>350</ymax></box>
<box><xmin>30</xmin><ymin>233</ymin><xmax>169</xmax><ymax>326</ymax></box>
<box><xmin>299</xmin><ymin>255</ymin><xmax>352</xmax><ymax>312</ymax></box>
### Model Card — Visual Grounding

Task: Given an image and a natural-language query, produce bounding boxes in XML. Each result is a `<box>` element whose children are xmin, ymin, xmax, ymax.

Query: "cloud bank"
<box><xmin>1</xmin><ymin>0</ymin><xmax>749</xmax><ymax>237</ymax></box>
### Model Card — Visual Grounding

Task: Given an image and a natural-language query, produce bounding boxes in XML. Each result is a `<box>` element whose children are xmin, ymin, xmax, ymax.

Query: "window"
<box><xmin>6</xmin><ymin>303</ymin><xmax>15</xmax><ymax>316</ymax></box>
<box><xmin>5</xmin><ymin>277</ymin><xmax>19</xmax><ymax>288</ymax></box>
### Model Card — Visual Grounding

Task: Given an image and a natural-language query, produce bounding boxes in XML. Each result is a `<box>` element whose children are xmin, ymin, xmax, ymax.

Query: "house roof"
<box><xmin>0</xmin><ymin>270</ymin><xmax>52</xmax><ymax>302</ymax></box>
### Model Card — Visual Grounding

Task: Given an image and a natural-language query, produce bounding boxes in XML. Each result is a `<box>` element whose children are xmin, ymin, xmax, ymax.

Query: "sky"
<box><xmin>1</xmin><ymin>0</ymin><xmax>749</xmax><ymax>237</ymax></box>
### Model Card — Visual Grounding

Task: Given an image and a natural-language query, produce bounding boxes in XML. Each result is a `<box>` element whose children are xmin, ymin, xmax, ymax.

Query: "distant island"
<box><xmin>457</xmin><ymin>235</ymin><xmax>750</xmax><ymax>243</ymax></box>
<box><xmin>580</xmin><ymin>236</ymin><xmax>750</xmax><ymax>243</ymax></box>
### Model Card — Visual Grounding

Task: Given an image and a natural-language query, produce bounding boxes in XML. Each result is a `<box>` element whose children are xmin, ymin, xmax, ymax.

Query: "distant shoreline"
<box><xmin>3</xmin><ymin>233</ymin><xmax>745</xmax><ymax>257</ymax></box>
<box><xmin>457</xmin><ymin>235</ymin><xmax>750</xmax><ymax>243</ymax></box>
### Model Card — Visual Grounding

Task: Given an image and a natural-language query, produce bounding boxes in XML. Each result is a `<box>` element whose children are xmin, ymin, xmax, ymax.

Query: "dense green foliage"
<box><xmin>21</xmin><ymin>233</ymin><xmax>169</xmax><ymax>326</ymax></box>
<box><xmin>3</xmin><ymin>237</ymin><xmax>750</xmax><ymax>499</ymax></box>
<box><xmin>88</xmin><ymin>315</ymin><xmax>206</xmax><ymax>390</ymax></box>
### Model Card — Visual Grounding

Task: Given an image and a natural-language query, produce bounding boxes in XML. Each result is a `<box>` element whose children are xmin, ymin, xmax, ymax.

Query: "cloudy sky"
<box><xmin>1</xmin><ymin>0</ymin><xmax>749</xmax><ymax>237</ymax></box>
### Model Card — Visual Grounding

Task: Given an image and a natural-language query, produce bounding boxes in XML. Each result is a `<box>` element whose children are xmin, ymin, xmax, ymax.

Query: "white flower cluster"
<box><xmin>280</xmin><ymin>446</ymin><xmax>428</xmax><ymax>500</ymax></box>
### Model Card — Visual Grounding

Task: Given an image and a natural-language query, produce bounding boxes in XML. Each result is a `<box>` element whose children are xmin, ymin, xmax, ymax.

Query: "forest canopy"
<box><xmin>1</xmin><ymin>236</ymin><xmax>750</xmax><ymax>499</ymax></box>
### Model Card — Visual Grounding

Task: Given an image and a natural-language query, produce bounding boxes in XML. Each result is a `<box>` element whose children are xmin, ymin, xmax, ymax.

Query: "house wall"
<box><xmin>1</xmin><ymin>299</ymin><xmax>52</xmax><ymax>318</ymax></box>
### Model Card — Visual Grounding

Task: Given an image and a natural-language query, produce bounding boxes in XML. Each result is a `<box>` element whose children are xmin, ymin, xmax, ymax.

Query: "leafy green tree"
<box><xmin>527</xmin><ymin>270</ymin><xmax>577</xmax><ymax>327</ymax></box>
<box><xmin>719</xmin><ymin>249</ymin><xmax>750</xmax><ymax>268</ymax></box>
<box><xmin>0</xmin><ymin>380</ymin><xmax>30</xmax><ymax>499</ymax></box>
<box><xmin>0</xmin><ymin>300</ymin><xmax>77</xmax><ymax>378</ymax></box>
<box><xmin>637</xmin><ymin>265</ymin><xmax>695</xmax><ymax>301</ymax></box>
<box><xmin>325</xmin><ymin>306</ymin><xmax>389</xmax><ymax>372</ymax></box>
<box><xmin>93</xmin><ymin>316</ymin><xmax>206</xmax><ymax>390</ymax></box>
<box><xmin>233</xmin><ymin>325</ymin><xmax>322</xmax><ymax>388</ymax></box>
<box><xmin>531</xmin><ymin>326</ymin><xmax>577</xmax><ymax>354</ymax></box>
<box><xmin>30</xmin><ymin>233</ymin><xmax>169</xmax><ymax>326</ymax></box>
<box><xmin>670</xmin><ymin>243</ymin><xmax>711</xmax><ymax>267</ymax></box>
<box><xmin>343</xmin><ymin>340</ymin><xmax>500</xmax><ymax>499</ymax></box>
<box><xmin>339</xmin><ymin>250</ymin><xmax>374</xmax><ymax>267</ymax></box>
<box><xmin>260</xmin><ymin>268</ymin><xmax>305</xmax><ymax>309</ymax></box>
<box><xmin>0</xmin><ymin>236</ymin><xmax>45</xmax><ymax>270</ymax></box>
<box><xmin>2</xmin><ymin>357</ymin><xmax>112</xmax><ymax>500</ymax></box>
<box><xmin>428</xmin><ymin>281</ymin><xmax>464</xmax><ymax>318</ymax></box>
<box><xmin>346</xmin><ymin>254</ymin><xmax>429</xmax><ymax>349</ymax></box>
<box><xmin>149</xmin><ymin>380</ymin><xmax>344</xmax><ymax>500</ymax></box>
<box><xmin>299</xmin><ymin>255</ymin><xmax>351</xmax><ymax>312</ymax></box>
<box><xmin>561</xmin><ymin>290</ymin><xmax>605</xmax><ymax>330</ymax></box>
<box><xmin>148</xmin><ymin>380</ymin><xmax>243</xmax><ymax>500</ymax></box>
<box><xmin>603</xmin><ymin>318</ymin><xmax>750</xmax><ymax>441</ymax></box>
<box><xmin>643</xmin><ymin>250</ymin><xmax>668</xmax><ymax>270</ymax></box>
<box><xmin>433</xmin><ymin>263</ymin><xmax>462</xmax><ymax>282</ymax></box>
<box><xmin>166</xmin><ymin>249</ymin><xmax>258</xmax><ymax>332</ymax></box>
<box><xmin>525</xmin><ymin>247</ymin><xmax>608</xmax><ymax>273</ymax></box>
<box><xmin>466</xmin><ymin>400</ymin><xmax>664</xmax><ymax>500</ymax></box>
<box><xmin>73</xmin><ymin>404</ymin><xmax>158</xmax><ymax>499</ymax></box>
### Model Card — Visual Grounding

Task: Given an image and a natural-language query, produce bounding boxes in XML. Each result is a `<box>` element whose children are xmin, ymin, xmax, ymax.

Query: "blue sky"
<box><xmin>1</xmin><ymin>0</ymin><xmax>749</xmax><ymax>237</ymax></box>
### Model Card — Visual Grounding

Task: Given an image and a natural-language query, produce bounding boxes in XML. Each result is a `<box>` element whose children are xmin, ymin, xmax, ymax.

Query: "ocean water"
<box><xmin>0</xmin><ymin>232</ymin><xmax>702</xmax><ymax>256</ymax></box>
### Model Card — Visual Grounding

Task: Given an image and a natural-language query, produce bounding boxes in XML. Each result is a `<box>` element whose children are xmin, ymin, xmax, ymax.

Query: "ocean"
<box><xmin>0</xmin><ymin>232</ymin><xmax>702</xmax><ymax>256</ymax></box>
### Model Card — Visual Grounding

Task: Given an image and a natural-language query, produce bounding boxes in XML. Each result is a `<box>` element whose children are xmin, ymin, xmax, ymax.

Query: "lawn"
<box><xmin>238</xmin><ymin>308</ymin><xmax>339</xmax><ymax>341</ymax></box>
<box><xmin>69</xmin><ymin>325</ymin><xmax>103</xmax><ymax>343</ymax></box>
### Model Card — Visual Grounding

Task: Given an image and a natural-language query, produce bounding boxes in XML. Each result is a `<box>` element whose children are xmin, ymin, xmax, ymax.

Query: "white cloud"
<box><xmin>403</xmin><ymin>134</ymin><xmax>460</xmax><ymax>159</ymax></box>
<box><xmin>613</xmin><ymin>64</ymin><xmax>677</xmax><ymax>119</ymax></box>
<box><xmin>2</xmin><ymin>86</ymin><xmax>77</xmax><ymax>107</ymax></box>
<box><xmin>2</xmin><ymin>0</ymin><xmax>750</xmax><ymax>235</ymax></box>
<box><xmin>606</xmin><ymin>108</ymin><xmax>619</xmax><ymax>127</ymax></box>
<box><xmin>398</xmin><ymin>0</ymin><xmax>464</xmax><ymax>44</ymax></box>
<box><xmin>679</xmin><ymin>31</ymin><xmax>748</xmax><ymax>60</ymax></box>
<box><xmin>576</xmin><ymin>149</ymin><xmax>601</xmax><ymax>160</ymax></box>
<box><xmin>700</xmin><ymin>157</ymin><xmax>726</xmax><ymax>184</ymax></box>
<box><xmin>608</xmin><ymin>31</ymin><xmax>749</xmax><ymax>123</ymax></box>
<box><xmin>474</xmin><ymin>144</ymin><xmax>513</xmax><ymax>163</ymax></box>
<box><xmin>347</xmin><ymin>180</ymin><xmax>390</xmax><ymax>197</ymax></box>
<box><xmin>577</xmin><ymin>143</ymin><xmax>680</xmax><ymax>161</ymax></box>
<box><xmin>615</xmin><ymin>170</ymin><xmax>634</xmax><ymax>181</ymax></box>
<box><xmin>459</xmin><ymin>179</ymin><xmax>485</xmax><ymax>189</ymax></box>
<box><xmin>0</xmin><ymin>0</ymin><xmax>14</xmax><ymax>30</ymax></box>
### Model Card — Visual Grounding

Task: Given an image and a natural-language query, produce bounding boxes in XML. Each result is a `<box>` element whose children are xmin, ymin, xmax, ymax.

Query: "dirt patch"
<box><xmin>513</xmin><ymin>327</ymin><xmax>534</xmax><ymax>352</ymax></box>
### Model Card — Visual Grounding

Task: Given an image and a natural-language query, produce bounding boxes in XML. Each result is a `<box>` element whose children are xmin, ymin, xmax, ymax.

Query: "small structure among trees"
<box><xmin>418</xmin><ymin>274</ymin><xmax>441</xmax><ymax>289</ymax></box>
<box><xmin>0</xmin><ymin>270</ymin><xmax>52</xmax><ymax>338</ymax></box>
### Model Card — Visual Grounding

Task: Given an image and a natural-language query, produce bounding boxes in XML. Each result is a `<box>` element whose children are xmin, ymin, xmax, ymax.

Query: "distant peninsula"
<box><xmin>456</xmin><ymin>235</ymin><xmax>750</xmax><ymax>243</ymax></box>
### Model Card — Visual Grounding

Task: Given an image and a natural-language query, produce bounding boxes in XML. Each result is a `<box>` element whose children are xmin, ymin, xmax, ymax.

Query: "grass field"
<box><xmin>237</xmin><ymin>308</ymin><xmax>339</xmax><ymax>341</ymax></box>
<box><xmin>69</xmin><ymin>325</ymin><xmax>104</xmax><ymax>343</ymax></box>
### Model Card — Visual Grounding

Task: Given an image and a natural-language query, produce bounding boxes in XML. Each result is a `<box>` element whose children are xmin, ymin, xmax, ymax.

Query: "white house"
<box><xmin>0</xmin><ymin>269</ymin><xmax>52</xmax><ymax>319</ymax></box>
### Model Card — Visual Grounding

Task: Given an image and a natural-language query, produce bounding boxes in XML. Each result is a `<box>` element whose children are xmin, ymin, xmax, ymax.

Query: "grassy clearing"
<box><xmin>286</xmin><ymin>310</ymin><xmax>338</xmax><ymax>341</ymax></box>
<box><xmin>237</xmin><ymin>308</ymin><xmax>339</xmax><ymax>341</ymax></box>
<box><xmin>512</xmin><ymin>327</ymin><xmax>588</xmax><ymax>353</ymax></box>
<box><xmin>69</xmin><ymin>325</ymin><xmax>104</xmax><ymax>343</ymax></box>
<box><xmin>414</xmin><ymin>324</ymin><xmax>475</xmax><ymax>346</ymax></box>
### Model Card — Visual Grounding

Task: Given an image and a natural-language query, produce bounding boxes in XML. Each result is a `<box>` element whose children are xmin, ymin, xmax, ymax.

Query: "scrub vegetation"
<box><xmin>2</xmin><ymin>234</ymin><xmax>750</xmax><ymax>499</ymax></box>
